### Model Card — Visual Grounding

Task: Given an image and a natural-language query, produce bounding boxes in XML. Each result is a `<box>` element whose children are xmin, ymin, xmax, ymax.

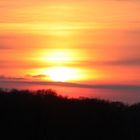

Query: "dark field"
<box><xmin>0</xmin><ymin>88</ymin><xmax>140</xmax><ymax>140</ymax></box>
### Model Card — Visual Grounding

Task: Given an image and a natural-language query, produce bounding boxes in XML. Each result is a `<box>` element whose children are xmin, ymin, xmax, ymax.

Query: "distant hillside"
<box><xmin>0</xmin><ymin>88</ymin><xmax>140</xmax><ymax>140</ymax></box>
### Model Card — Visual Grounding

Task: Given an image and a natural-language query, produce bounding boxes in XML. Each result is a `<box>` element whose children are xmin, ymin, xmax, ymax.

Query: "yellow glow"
<box><xmin>43</xmin><ymin>67</ymin><xmax>79</xmax><ymax>82</ymax></box>
<box><xmin>47</xmin><ymin>51</ymin><xmax>73</xmax><ymax>62</ymax></box>
<box><xmin>39</xmin><ymin>49</ymin><xmax>78</xmax><ymax>65</ymax></box>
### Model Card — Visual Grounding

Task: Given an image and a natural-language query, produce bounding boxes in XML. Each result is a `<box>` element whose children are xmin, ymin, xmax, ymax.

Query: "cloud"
<box><xmin>0</xmin><ymin>44</ymin><xmax>11</xmax><ymax>50</ymax></box>
<box><xmin>127</xmin><ymin>30</ymin><xmax>140</xmax><ymax>34</ymax></box>
<box><xmin>0</xmin><ymin>80</ymin><xmax>140</xmax><ymax>91</ymax></box>
<box><xmin>0</xmin><ymin>60</ymin><xmax>51</xmax><ymax>69</ymax></box>
<box><xmin>103</xmin><ymin>58</ymin><xmax>140</xmax><ymax>66</ymax></box>
<box><xmin>32</xmin><ymin>74</ymin><xmax>47</xmax><ymax>78</ymax></box>
<box><xmin>26</xmin><ymin>74</ymin><xmax>48</xmax><ymax>79</ymax></box>
<box><xmin>0</xmin><ymin>75</ymin><xmax>25</xmax><ymax>81</ymax></box>
<box><xmin>0</xmin><ymin>74</ymin><xmax>48</xmax><ymax>81</ymax></box>
<box><xmin>67</xmin><ymin>58</ymin><xmax>140</xmax><ymax>68</ymax></box>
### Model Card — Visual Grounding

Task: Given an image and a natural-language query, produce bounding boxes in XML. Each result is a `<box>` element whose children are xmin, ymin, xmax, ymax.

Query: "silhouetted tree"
<box><xmin>0</xmin><ymin>88</ymin><xmax>140</xmax><ymax>140</ymax></box>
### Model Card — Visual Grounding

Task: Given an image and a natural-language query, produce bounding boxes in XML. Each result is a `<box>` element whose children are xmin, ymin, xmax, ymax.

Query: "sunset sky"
<box><xmin>0</xmin><ymin>0</ymin><xmax>140</xmax><ymax>86</ymax></box>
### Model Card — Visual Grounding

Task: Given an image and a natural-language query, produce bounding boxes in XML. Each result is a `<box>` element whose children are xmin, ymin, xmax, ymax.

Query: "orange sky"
<box><xmin>0</xmin><ymin>0</ymin><xmax>140</xmax><ymax>85</ymax></box>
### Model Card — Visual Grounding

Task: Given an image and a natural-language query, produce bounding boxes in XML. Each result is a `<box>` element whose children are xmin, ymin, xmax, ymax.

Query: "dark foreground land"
<box><xmin>0</xmin><ymin>89</ymin><xmax>140</xmax><ymax>140</ymax></box>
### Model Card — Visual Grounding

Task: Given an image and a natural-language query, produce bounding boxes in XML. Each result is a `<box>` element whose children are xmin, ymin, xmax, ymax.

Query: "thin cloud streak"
<box><xmin>67</xmin><ymin>58</ymin><xmax>140</xmax><ymax>67</ymax></box>
<box><xmin>101</xmin><ymin>58</ymin><xmax>140</xmax><ymax>66</ymax></box>
<box><xmin>0</xmin><ymin>79</ymin><xmax>140</xmax><ymax>91</ymax></box>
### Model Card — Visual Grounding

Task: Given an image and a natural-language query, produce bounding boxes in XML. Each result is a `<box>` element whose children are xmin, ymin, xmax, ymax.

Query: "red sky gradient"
<box><xmin>0</xmin><ymin>0</ymin><xmax>140</xmax><ymax>85</ymax></box>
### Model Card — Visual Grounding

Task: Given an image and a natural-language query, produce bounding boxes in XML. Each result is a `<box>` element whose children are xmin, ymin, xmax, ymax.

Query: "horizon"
<box><xmin>1</xmin><ymin>79</ymin><xmax>140</xmax><ymax>104</ymax></box>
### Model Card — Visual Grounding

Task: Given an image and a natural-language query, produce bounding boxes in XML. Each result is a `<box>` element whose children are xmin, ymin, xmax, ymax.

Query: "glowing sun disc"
<box><xmin>45</xmin><ymin>67</ymin><xmax>77</xmax><ymax>82</ymax></box>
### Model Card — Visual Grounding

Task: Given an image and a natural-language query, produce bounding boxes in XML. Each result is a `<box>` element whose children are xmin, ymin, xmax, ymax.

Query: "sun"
<box><xmin>43</xmin><ymin>67</ymin><xmax>78</xmax><ymax>82</ymax></box>
<box><xmin>38</xmin><ymin>49</ymin><xmax>83</xmax><ymax>82</ymax></box>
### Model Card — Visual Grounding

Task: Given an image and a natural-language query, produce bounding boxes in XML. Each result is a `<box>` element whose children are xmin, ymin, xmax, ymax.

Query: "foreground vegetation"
<box><xmin>0</xmin><ymin>88</ymin><xmax>140</xmax><ymax>140</ymax></box>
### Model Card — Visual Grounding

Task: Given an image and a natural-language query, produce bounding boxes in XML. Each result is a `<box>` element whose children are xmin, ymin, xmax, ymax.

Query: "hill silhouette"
<box><xmin>0</xmin><ymin>88</ymin><xmax>140</xmax><ymax>140</ymax></box>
